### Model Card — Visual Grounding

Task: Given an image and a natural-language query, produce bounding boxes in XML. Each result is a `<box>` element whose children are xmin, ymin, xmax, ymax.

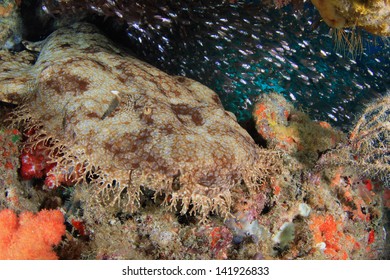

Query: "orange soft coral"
<box><xmin>0</xmin><ymin>209</ymin><xmax>65</xmax><ymax>259</ymax></box>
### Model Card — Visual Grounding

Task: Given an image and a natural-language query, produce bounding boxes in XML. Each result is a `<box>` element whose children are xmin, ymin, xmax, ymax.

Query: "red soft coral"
<box><xmin>0</xmin><ymin>209</ymin><xmax>65</xmax><ymax>259</ymax></box>
<box><xmin>20</xmin><ymin>142</ymin><xmax>82</xmax><ymax>189</ymax></box>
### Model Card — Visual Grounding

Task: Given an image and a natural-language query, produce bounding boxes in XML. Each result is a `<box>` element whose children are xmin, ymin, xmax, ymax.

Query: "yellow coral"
<box><xmin>311</xmin><ymin>0</ymin><xmax>347</xmax><ymax>29</ymax></box>
<box><xmin>311</xmin><ymin>0</ymin><xmax>390</xmax><ymax>36</ymax></box>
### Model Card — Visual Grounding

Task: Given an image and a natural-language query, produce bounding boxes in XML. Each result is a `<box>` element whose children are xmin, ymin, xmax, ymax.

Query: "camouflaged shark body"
<box><xmin>0</xmin><ymin>23</ymin><xmax>279</xmax><ymax>219</ymax></box>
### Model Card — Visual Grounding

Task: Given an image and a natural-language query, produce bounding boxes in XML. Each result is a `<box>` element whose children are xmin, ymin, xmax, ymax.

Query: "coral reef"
<box><xmin>306</xmin><ymin>170</ymin><xmax>385</xmax><ymax>259</ymax></box>
<box><xmin>0</xmin><ymin>127</ymin><xmax>41</xmax><ymax>212</ymax></box>
<box><xmin>0</xmin><ymin>208</ymin><xmax>65</xmax><ymax>259</ymax></box>
<box><xmin>0</xmin><ymin>128</ymin><xmax>23</xmax><ymax>210</ymax></box>
<box><xmin>18</xmin><ymin>129</ymin><xmax>76</xmax><ymax>189</ymax></box>
<box><xmin>0</xmin><ymin>0</ymin><xmax>22</xmax><ymax>49</ymax></box>
<box><xmin>311</xmin><ymin>0</ymin><xmax>390</xmax><ymax>36</ymax></box>
<box><xmin>0</xmin><ymin>10</ymin><xmax>387</xmax><ymax>259</ymax></box>
<box><xmin>62</xmin><ymin>150</ymin><xmax>384</xmax><ymax>259</ymax></box>
<box><xmin>349</xmin><ymin>94</ymin><xmax>389</xmax><ymax>184</ymax></box>
<box><xmin>252</xmin><ymin>93</ymin><xmax>345</xmax><ymax>166</ymax></box>
<box><xmin>318</xmin><ymin>94</ymin><xmax>389</xmax><ymax>187</ymax></box>
<box><xmin>2</xmin><ymin>22</ymin><xmax>281</xmax><ymax>221</ymax></box>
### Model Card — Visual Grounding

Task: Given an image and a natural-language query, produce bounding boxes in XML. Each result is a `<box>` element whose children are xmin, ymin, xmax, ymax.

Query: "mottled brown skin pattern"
<box><xmin>0</xmin><ymin>49</ymin><xmax>36</xmax><ymax>103</ymax></box>
<box><xmin>3</xmin><ymin>23</ymin><xmax>278</xmax><ymax>219</ymax></box>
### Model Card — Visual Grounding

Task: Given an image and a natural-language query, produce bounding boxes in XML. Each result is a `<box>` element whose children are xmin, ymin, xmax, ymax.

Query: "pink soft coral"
<box><xmin>0</xmin><ymin>209</ymin><xmax>65</xmax><ymax>259</ymax></box>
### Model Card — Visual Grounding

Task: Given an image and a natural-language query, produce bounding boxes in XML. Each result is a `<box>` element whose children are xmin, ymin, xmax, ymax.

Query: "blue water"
<box><xmin>125</xmin><ymin>2</ymin><xmax>390</xmax><ymax>130</ymax></box>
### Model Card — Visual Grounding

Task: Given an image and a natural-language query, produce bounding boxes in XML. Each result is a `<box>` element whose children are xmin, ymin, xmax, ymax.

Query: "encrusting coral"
<box><xmin>0</xmin><ymin>128</ymin><xmax>23</xmax><ymax>210</ymax></box>
<box><xmin>0</xmin><ymin>208</ymin><xmax>65</xmax><ymax>259</ymax></box>
<box><xmin>0</xmin><ymin>127</ymin><xmax>42</xmax><ymax>212</ymax></box>
<box><xmin>252</xmin><ymin>93</ymin><xmax>345</xmax><ymax>166</ymax></box>
<box><xmin>2</xmin><ymin>22</ymin><xmax>281</xmax><ymax>221</ymax></box>
<box><xmin>311</xmin><ymin>0</ymin><xmax>390</xmax><ymax>36</ymax></box>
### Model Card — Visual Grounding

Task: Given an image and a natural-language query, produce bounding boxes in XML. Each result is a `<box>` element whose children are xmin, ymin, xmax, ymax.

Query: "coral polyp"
<box><xmin>5</xmin><ymin>23</ymin><xmax>280</xmax><ymax>220</ymax></box>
